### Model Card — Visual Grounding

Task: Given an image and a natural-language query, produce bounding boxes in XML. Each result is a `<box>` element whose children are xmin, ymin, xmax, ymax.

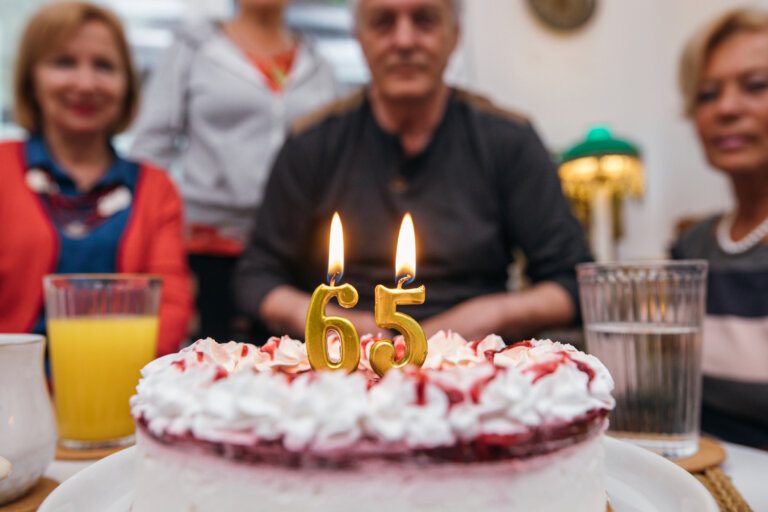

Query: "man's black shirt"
<box><xmin>236</xmin><ymin>89</ymin><xmax>592</xmax><ymax>334</ymax></box>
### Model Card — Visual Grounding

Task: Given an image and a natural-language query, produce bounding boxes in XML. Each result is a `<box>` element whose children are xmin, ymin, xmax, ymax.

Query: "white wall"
<box><xmin>461</xmin><ymin>0</ymin><xmax>768</xmax><ymax>259</ymax></box>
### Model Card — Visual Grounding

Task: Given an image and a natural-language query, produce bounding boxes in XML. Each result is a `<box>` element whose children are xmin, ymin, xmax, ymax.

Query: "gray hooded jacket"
<box><xmin>130</xmin><ymin>21</ymin><xmax>338</xmax><ymax>243</ymax></box>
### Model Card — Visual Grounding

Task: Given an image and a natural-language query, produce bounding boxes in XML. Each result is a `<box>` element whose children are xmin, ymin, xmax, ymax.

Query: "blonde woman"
<box><xmin>674</xmin><ymin>8</ymin><xmax>768</xmax><ymax>448</ymax></box>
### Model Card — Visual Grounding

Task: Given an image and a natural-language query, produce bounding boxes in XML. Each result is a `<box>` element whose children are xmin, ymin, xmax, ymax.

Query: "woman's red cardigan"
<box><xmin>0</xmin><ymin>140</ymin><xmax>193</xmax><ymax>356</ymax></box>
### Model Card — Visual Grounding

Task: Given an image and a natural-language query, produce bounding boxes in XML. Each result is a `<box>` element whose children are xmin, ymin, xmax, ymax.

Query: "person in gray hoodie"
<box><xmin>130</xmin><ymin>0</ymin><xmax>338</xmax><ymax>342</ymax></box>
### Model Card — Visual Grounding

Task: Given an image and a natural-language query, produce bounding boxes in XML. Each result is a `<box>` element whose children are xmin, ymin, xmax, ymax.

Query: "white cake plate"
<box><xmin>39</xmin><ymin>437</ymin><xmax>717</xmax><ymax>512</ymax></box>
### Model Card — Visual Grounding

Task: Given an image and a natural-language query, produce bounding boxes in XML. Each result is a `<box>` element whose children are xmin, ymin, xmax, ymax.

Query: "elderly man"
<box><xmin>236</xmin><ymin>0</ymin><xmax>591</xmax><ymax>342</ymax></box>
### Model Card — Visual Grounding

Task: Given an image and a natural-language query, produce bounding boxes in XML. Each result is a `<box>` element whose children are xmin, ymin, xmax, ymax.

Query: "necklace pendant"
<box><xmin>63</xmin><ymin>221</ymin><xmax>89</xmax><ymax>239</ymax></box>
<box><xmin>26</xmin><ymin>168</ymin><xmax>59</xmax><ymax>195</ymax></box>
<box><xmin>97</xmin><ymin>186</ymin><xmax>132</xmax><ymax>217</ymax></box>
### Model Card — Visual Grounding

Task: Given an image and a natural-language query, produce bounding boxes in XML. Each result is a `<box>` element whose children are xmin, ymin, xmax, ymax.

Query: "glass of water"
<box><xmin>576</xmin><ymin>260</ymin><xmax>708</xmax><ymax>459</ymax></box>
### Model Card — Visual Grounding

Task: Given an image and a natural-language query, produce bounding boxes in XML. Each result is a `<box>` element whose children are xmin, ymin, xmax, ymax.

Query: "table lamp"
<box><xmin>559</xmin><ymin>126</ymin><xmax>644</xmax><ymax>262</ymax></box>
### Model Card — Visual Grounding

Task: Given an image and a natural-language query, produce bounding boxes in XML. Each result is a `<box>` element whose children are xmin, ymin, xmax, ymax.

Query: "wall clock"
<box><xmin>528</xmin><ymin>0</ymin><xmax>597</xmax><ymax>31</ymax></box>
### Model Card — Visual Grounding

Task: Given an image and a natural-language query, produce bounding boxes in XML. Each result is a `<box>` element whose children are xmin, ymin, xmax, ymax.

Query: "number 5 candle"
<box><xmin>370</xmin><ymin>214</ymin><xmax>427</xmax><ymax>377</ymax></box>
<box><xmin>305</xmin><ymin>213</ymin><xmax>361</xmax><ymax>372</ymax></box>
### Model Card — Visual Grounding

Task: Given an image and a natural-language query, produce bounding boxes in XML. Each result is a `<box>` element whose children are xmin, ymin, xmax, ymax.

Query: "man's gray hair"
<box><xmin>350</xmin><ymin>0</ymin><xmax>463</xmax><ymax>27</ymax></box>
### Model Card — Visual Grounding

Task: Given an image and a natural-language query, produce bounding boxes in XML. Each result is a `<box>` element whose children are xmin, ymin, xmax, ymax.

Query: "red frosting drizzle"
<box><xmin>437</xmin><ymin>385</ymin><xmax>465</xmax><ymax>407</ymax></box>
<box><xmin>172</xmin><ymin>360</ymin><xmax>186</xmax><ymax>372</ymax></box>
<box><xmin>394</xmin><ymin>338</ymin><xmax>407</xmax><ymax>361</ymax></box>
<box><xmin>484</xmin><ymin>348</ymin><xmax>506</xmax><ymax>362</ymax></box>
<box><xmin>469</xmin><ymin>370</ymin><xmax>499</xmax><ymax>403</ymax></box>
<box><xmin>468</xmin><ymin>338</ymin><xmax>507</xmax><ymax>362</ymax></box>
<box><xmin>569</xmin><ymin>358</ymin><xmax>596</xmax><ymax>386</ymax></box>
<box><xmin>261</xmin><ymin>337</ymin><xmax>282</xmax><ymax>359</ymax></box>
<box><xmin>522</xmin><ymin>350</ymin><xmax>597</xmax><ymax>387</ymax></box>
<box><xmin>414</xmin><ymin>373</ymin><xmax>428</xmax><ymax>405</ymax></box>
<box><xmin>524</xmin><ymin>359</ymin><xmax>563</xmax><ymax>383</ymax></box>
<box><xmin>213</xmin><ymin>367</ymin><xmax>229</xmax><ymax>382</ymax></box>
<box><xmin>360</xmin><ymin>335</ymin><xmax>382</xmax><ymax>354</ymax></box>
<box><xmin>468</xmin><ymin>339</ymin><xmax>483</xmax><ymax>352</ymax></box>
<box><xmin>510</xmin><ymin>339</ymin><xmax>534</xmax><ymax>349</ymax></box>
<box><xmin>241</xmin><ymin>345</ymin><xmax>250</xmax><ymax>357</ymax></box>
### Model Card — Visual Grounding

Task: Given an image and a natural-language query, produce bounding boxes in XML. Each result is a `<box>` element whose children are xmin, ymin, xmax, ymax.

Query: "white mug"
<box><xmin>0</xmin><ymin>334</ymin><xmax>57</xmax><ymax>503</ymax></box>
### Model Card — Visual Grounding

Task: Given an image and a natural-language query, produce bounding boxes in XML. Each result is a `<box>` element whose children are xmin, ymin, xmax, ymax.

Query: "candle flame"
<box><xmin>395</xmin><ymin>213</ymin><xmax>416</xmax><ymax>284</ymax></box>
<box><xmin>328</xmin><ymin>212</ymin><xmax>344</xmax><ymax>283</ymax></box>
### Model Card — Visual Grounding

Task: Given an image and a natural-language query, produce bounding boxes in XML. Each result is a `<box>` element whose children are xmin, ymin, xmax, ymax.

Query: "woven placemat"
<box><xmin>0</xmin><ymin>477</ymin><xmax>58</xmax><ymax>512</ymax></box>
<box><xmin>695</xmin><ymin>467</ymin><xmax>753</xmax><ymax>512</ymax></box>
<box><xmin>56</xmin><ymin>442</ymin><xmax>132</xmax><ymax>461</ymax></box>
<box><xmin>667</xmin><ymin>438</ymin><xmax>752</xmax><ymax>512</ymax></box>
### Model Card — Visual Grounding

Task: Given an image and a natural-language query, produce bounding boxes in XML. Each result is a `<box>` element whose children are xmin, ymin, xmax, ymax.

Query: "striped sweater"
<box><xmin>672</xmin><ymin>215</ymin><xmax>768</xmax><ymax>447</ymax></box>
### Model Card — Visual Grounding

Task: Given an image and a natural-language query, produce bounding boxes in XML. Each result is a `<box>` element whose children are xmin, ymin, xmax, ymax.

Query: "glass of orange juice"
<box><xmin>43</xmin><ymin>274</ymin><xmax>161</xmax><ymax>449</ymax></box>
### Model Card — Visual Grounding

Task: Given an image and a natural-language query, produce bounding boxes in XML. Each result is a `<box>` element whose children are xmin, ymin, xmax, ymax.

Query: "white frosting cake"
<box><xmin>130</xmin><ymin>332</ymin><xmax>615</xmax><ymax>512</ymax></box>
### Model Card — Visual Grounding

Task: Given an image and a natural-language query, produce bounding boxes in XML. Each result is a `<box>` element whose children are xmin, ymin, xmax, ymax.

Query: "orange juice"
<box><xmin>48</xmin><ymin>315</ymin><xmax>158</xmax><ymax>443</ymax></box>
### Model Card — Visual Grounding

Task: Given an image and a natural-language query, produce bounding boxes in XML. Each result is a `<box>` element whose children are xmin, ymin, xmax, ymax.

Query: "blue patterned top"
<box><xmin>25</xmin><ymin>134</ymin><xmax>140</xmax><ymax>333</ymax></box>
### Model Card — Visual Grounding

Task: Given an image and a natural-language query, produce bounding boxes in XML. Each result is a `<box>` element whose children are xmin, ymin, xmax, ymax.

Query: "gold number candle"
<box><xmin>370</xmin><ymin>214</ymin><xmax>427</xmax><ymax>377</ymax></box>
<box><xmin>305</xmin><ymin>213</ymin><xmax>361</xmax><ymax>372</ymax></box>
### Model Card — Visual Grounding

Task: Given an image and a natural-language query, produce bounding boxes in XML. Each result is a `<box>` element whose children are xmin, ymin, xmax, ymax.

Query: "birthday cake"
<box><xmin>130</xmin><ymin>332</ymin><xmax>615</xmax><ymax>511</ymax></box>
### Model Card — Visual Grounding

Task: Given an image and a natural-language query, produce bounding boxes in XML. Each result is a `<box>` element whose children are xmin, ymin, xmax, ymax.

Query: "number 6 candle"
<box><xmin>370</xmin><ymin>213</ymin><xmax>427</xmax><ymax>377</ymax></box>
<box><xmin>305</xmin><ymin>213</ymin><xmax>361</xmax><ymax>372</ymax></box>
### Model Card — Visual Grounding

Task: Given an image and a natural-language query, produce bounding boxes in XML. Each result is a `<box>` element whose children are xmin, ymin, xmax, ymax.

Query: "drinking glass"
<box><xmin>577</xmin><ymin>260</ymin><xmax>708</xmax><ymax>459</ymax></box>
<box><xmin>43</xmin><ymin>274</ymin><xmax>161</xmax><ymax>449</ymax></box>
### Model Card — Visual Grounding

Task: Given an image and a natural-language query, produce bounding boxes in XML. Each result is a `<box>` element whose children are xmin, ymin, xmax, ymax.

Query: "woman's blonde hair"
<box><xmin>680</xmin><ymin>7</ymin><xmax>768</xmax><ymax>117</ymax></box>
<box><xmin>13</xmin><ymin>1</ymin><xmax>139</xmax><ymax>134</ymax></box>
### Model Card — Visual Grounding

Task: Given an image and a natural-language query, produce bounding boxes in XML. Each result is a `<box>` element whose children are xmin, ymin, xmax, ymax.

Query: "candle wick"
<box><xmin>397</xmin><ymin>275</ymin><xmax>411</xmax><ymax>289</ymax></box>
<box><xmin>329</xmin><ymin>273</ymin><xmax>340</xmax><ymax>287</ymax></box>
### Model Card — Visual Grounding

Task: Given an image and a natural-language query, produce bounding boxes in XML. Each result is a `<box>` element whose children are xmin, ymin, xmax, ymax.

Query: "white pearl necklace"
<box><xmin>716</xmin><ymin>212</ymin><xmax>768</xmax><ymax>254</ymax></box>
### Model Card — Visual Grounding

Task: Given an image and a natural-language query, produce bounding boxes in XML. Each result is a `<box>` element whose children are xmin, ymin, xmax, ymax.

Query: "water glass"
<box><xmin>43</xmin><ymin>274</ymin><xmax>161</xmax><ymax>449</ymax></box>
<box><xmin>577</xmin><ymin>260</ymin><xmax>708</xmax><ymax>459</ymax></box>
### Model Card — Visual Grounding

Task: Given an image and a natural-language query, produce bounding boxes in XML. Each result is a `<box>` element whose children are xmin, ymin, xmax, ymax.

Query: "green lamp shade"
<box><xmin>561</xmin><ymin>126</ymin><xmax>640</xmax><ymax>162</ymax></box>
<box><xmin>558</xmin><ymin>125</ymin><xmax>644</xmax><ymax>196</ymax></box>
<box><xmin>558</xmin><ymin>126</ymin><xmax>645</xmax><ymax>246</ymax></box>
